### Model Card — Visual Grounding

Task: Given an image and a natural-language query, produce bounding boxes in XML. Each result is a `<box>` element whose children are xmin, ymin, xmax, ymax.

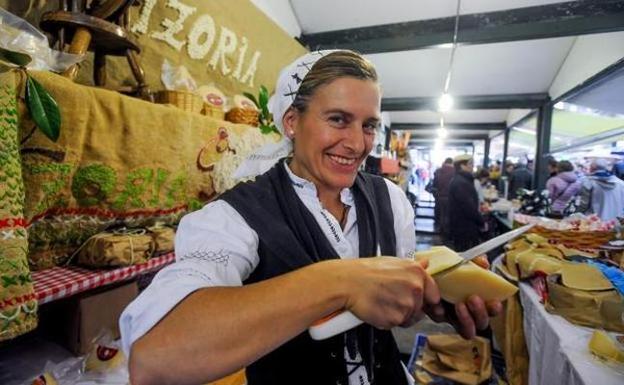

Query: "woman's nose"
<box><xmin>342</xmin><ymin>124</ymin><xmax>366</xmax><ymax>153</ymax></box>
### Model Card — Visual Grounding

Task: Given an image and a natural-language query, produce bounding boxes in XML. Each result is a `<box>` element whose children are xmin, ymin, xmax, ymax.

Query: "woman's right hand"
<box><xmin>334</xmin><ymin>257</ymin><xmax>440</xmax><ymax>329</ymax></box>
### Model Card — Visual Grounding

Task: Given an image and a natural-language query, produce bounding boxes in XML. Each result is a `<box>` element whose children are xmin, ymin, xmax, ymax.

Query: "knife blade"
<box><xmin>436</xmin><ymin>223</ymin><xmax>536</xmax><ymax>275</ymax></box>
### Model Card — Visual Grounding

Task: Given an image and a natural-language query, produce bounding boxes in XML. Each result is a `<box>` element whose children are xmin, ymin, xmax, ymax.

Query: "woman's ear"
<box><xmin>282</xmin><ymin>107</ymin><xmax>299</xmax><ymax>139</ymax></box>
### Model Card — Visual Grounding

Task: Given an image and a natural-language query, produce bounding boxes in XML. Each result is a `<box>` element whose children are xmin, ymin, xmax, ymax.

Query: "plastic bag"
<box><xmin>161</xmin><ymin>59</ymin><xmax>197</xmax><ymax>91</ymax></box>
<box><xmin>0</xmin><ymin>8</ymin><xmax>82</xmax><ymax>72</ymax></box>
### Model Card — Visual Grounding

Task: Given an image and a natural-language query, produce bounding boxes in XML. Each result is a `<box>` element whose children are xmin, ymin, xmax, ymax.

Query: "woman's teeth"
<box><xmin>329</xmin><ymin>154</ymin><xmax>356</xmax><ymax>165</ymax></box>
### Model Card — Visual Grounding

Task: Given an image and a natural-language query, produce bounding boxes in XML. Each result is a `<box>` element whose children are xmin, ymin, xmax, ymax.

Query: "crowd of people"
<box><xmin>429</xmin><ymin>154</ymin><xmax>624</xmax><ymax>251</ymax></box>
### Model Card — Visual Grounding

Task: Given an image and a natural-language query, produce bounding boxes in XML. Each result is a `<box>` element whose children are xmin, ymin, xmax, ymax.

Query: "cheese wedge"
<box><xmin>414</xmin><ymin>247</ymin><xmax>518</xmax><ymax>304</ymax></box>
<box><xmin>589</xmin><ymin>330</ymin><xmax>624</xmax><ymax>363</ymax></box>
<box><xmin>413</xmin><ymin>246</ymin><xmax>462</xmax><ymax>274</ymax></box>
<box><xmin>525</xmin><ymin>233</ymin><xmax>548</xmax><ymax>245</ymax></box>
<box><xmin>561</xmin><ymin>263</ymin><xmax>613</xmax><ymax>291</ymax></box>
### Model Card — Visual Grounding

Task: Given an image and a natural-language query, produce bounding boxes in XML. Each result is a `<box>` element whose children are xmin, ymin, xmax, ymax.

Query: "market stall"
<box><xmin>490</xmin><ymin>218</ymin><xmax>624</xmax><ymax>385</ymax></box>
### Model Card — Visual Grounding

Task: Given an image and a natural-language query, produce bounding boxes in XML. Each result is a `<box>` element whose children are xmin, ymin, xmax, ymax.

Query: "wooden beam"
<box><xmin>300</xmin><ymin>1</ymin><xmax>624</xmax><ymax>54</ymax></box>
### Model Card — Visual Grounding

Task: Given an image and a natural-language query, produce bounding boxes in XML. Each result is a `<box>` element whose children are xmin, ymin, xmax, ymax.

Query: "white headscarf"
<box><xmin>233</xmin><ymin>50</ymin><xmax>339</xmax><ymax>179</ymax></box>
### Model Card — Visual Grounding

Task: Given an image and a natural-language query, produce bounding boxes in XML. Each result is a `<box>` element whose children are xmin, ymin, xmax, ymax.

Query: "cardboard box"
<box><xmin>42</xmin><ymin>281</ymin><xmax>138</xmax><ymax>355</ymax></box>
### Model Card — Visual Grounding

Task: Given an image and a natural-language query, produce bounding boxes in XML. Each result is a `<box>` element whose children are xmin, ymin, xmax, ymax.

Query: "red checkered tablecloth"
<box><xmin>32</xmin><ymin>252</ymin><xmax>176</xmax><ymax>305</ymax></box>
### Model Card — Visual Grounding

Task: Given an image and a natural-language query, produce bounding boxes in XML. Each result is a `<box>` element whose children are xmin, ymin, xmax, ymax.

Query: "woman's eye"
<box><xmin>364</xmin><ymin>122</ymin><xmax>378</xmax><ymax>134</ymax></box>
<box><xmin>329</xmin><ymin>115</ymin><xmax>346</xmax><ymax>125</ymax></box>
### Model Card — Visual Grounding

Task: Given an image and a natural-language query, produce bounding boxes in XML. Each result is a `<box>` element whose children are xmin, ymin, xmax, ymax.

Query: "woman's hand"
<box><xmin>339</xmin><ymin>257</ymin><xmax>440</xmax><ymax>329</ymax></box>
<box><xmin>426</xmin><ymin>255</ymin><xmax>503</xmax><ymax>339</ymax></box>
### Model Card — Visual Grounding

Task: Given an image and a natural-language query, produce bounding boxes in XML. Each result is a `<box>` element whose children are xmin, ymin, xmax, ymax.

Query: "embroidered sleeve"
<box><xmin>120</xmin><ymin>200</ymin><xmax>259</xmax><ymax>354</ymax></box>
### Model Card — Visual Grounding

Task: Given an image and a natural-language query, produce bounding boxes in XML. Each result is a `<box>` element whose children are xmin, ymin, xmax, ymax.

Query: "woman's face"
<box><xmin>284</xmin><ymin>77</ymin><xmax>380</xmax><ymax>195</ymax></box>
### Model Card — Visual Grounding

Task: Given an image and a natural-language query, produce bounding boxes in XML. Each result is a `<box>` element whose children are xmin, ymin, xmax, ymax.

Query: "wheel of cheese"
<box><xmin>85</xmin><ymin>344</ymin><xmax>125</xmax><ymax>372</ymax></box>
<box><xmin>31</xmin><ymin>373</ymin><xmax>57</xmax><ymax>385</ymax></box>
<box><xmin>197</xmin><ymin>85</ymin><xmax>226</xmax><ymax>108</ymax></box>
<box><xmin>233</xmin><ymin>94</ymin><xmax>258</xmax><ymax>110</ymax></box>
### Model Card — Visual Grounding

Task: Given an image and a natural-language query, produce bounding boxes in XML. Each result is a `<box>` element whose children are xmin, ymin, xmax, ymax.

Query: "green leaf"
<box><xmin>259</xmin><ymin>124</ymin><xmax>273</xmax><ymax>134</ymax></box>
<box><xmin>259</xmin><ymin>86</ymin><xmax>269</xmax><ymax>109</ymax></box>
<box><xmin>0</xmin><ymin>47</ymin><xmax>32</xmax><ymax>67</ymax></box>
<box><xmin>25</xmin><ymin>75</ymin><xmax>61</xmax><ymax>142</ymax></box>
<box><xmin>242</xmin><ymin>92</ymin><xmax>259</xmax><ymax>108</ymax></box>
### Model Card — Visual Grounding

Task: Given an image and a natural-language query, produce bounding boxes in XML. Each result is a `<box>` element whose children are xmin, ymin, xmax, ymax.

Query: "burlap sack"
<box><xmin>0</xmin><ymin>70</ymin><xmax>37</xmax><ymax>341</ymax></box>
<box><xmin>545</xmin><ymin>275</ymin><xmax>624</xmax><ymax>333</ymax></box>
<box><xmin>76</xmin><ymin>230</ymin><xmax>155</xmax><ymax>268</ymax></box>
<box><xmin>12</xmin><ymin>70</ymin><xmax>275</xmax><ymax>270</ymax></box>
<box><xmin>422</xmin><ymin>334</ymin><xmax>492</xmax><ymax>385</ymax></box>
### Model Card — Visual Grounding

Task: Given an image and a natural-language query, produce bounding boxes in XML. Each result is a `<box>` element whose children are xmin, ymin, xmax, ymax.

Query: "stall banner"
<box><xmin>0</xmin><ymin>71</ymin><xmax>38</xmax><ymax>341</ymax></box>
<box><xmin>10</xmin><ymin>69</ymin><xmax>274</xmax><ymax>271</ymax></box>
<box><xmin>0</xmin><ymin>0</ymin><xmax>308</xmax><ymax>96</ymax></box>
<box><xmin>122</xmin><ymin>0</ymin><xmax>308</xmax><ymax>95</ymax></box>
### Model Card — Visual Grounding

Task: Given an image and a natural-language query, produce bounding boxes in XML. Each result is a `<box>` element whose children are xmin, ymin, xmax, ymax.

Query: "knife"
<box><xmin>308</xmin><ymin>223</ymin><xmax>535</xmax><ymax>340</ymax></box>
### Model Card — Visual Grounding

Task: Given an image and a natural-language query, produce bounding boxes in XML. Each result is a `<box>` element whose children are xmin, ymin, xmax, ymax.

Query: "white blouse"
<box><xmin>120</xmin><ymin>164</ymin><xmax>416</xmax><ymax>385</ymax></box>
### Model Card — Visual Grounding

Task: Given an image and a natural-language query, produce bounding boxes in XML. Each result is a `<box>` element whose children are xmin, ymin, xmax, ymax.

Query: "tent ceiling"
<box><xmin>567</xmin><ymin>67</ymin><xmax>624</xmax><ymax>116</ymax></box>
<box><xmin>291</xmin><ymin>0</ymin><xmax>572</xmax><ymax>34</ymax></box>
<box><xmin>287</xmin><ymin>0</ymin><xmax>624</xmax><ymax>149</ymax></box>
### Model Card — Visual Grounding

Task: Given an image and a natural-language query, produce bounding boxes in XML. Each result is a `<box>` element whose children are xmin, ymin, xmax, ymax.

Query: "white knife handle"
<box><xmin>309</xmin><ymin>310</ymin><xmax>363</xmax><ymax>340</ymax></box>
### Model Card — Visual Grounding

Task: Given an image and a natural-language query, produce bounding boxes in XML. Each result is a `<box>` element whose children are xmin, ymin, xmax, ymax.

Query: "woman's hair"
<box><xmin>557</xmin><ymin>160</ymin><xmax>574</xmax><ymax>173</ymax></box>
<box><xmin>547</xmin><ymin>157</ymin><xmax>558</xmax><ymax>168</ymax></box>
<box><xmin>290</xmin><ymin>50</ymin><xmax>378</xmax><ymax>113</ymax></box>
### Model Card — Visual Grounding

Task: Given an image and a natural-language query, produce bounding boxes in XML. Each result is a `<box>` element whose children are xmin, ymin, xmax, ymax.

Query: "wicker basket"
<box><xmin>528</xmin><ymin>226</ymin><xmax>615</xmax><ymax>251</ymax></box>
<box><xmin>154</xmin><ymin>90</ymin><xmax>204</xmax><ymax>115</ymax></box>
<box><xmin>225</xmin><ymin>107</ymin><xmax>259</xmax><ymax>126</ymax></box>
<box><xmin>202</xmin><ymin>103</ymin><xmax>225</xmax><ymax>120</ymax></box>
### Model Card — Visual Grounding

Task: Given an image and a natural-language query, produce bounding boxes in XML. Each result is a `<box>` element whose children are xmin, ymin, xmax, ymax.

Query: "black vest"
<box><xmin>220</xmin><ymin>160</ymin><xmax>408</xmax><ymax>385</ymax></box>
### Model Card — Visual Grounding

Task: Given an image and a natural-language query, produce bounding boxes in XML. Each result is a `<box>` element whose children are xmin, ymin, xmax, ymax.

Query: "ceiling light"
<box><xmin>438</xmin><ymin>127</ymin><xmax>448</xmax><ymax>138</ymax></box>
<box><xmin>438</xmin><ymin>93</ymin><xmax>453</xmax><ymax>112</ymax></box>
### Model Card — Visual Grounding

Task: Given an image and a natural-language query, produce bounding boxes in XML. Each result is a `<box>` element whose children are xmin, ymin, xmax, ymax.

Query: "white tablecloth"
<box><xmin>519</xmin><ymin>283</ymin><xmax>624</xmax><ymax>385</ymax></box>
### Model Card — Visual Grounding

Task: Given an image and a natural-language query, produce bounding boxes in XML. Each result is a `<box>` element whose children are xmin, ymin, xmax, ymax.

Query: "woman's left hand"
<box><xmin>425</xmin><ymin>254</ymin><xmax>503</xmax><ymax>339</ymax></box>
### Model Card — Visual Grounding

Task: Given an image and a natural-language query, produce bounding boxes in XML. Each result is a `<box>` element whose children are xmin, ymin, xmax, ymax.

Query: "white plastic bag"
<box><xmin>0</xmin><ymin>7</ymin><xmax>82</xmax><ymax>71</ymax></box>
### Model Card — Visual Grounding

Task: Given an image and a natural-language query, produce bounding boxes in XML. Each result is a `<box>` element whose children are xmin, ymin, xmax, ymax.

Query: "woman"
<box><xmin>546</xmin><ymin>160</ymin><xmax>581</xmax><ymax>216</ymax></box>
<box><xmin>121</xmin><ymin>51</ymin><xmax>500</xmax><ymax>385</ymax></box>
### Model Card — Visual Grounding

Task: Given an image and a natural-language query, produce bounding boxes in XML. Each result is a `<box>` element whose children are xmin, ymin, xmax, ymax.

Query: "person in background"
<box><xmin>578</xmin><ymin>158</ymin><xmax>624</xmax><ymax>221</ymax></box>
<box><xmin>507</xmin><ymin>159</ymin><xmax>532</xmax><ymax>199</ymax></box>
<box><xmin>546</xmin><ymin>156</ymin><xmax>558</xmax><ymax>178</ymax></box>
<box><xmin>546</xmin><ymin>160</ymin><xmax>581</xmax><ymax>217</ymax></box>
<box><xmin>612</xmin><ymin>159</ymin><xmax>624</xmax><ymax>181</ymax></box>
<box><xmin>432</xmin><ymin>157</ymin><xmax>454</xmax><ymax>237</ymax></box>
<box><xmin>448</xmin><ymin>155</ymin><xmax>484</xmax><ymax>251</ymax></box>
<box><xmin>474</xmin><ymin>168</ymin><xmax>491</xmax><ymax>204</ymax></box>
<box><xmin>488</xmin><ymin>161</ymin><xmax>501</xmax><ymax>189</ymax></box>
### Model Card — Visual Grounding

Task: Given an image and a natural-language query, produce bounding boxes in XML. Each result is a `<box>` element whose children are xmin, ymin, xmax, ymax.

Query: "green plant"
<box><xmin>0</xmin><ymin>47</ymin><xmax>60</xmax><ymax>142</ymax></box>
<box><xmin>243</xmin><ymin>85</ymin><xmax>280</xmax><ymax>136</ymax></box>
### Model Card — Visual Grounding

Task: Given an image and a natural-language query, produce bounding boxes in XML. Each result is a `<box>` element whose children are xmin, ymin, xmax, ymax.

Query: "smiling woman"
<box><xmin>120</xmin><ymin>50</ymin><xmax>502</xmax><ymax>385</ymax></box>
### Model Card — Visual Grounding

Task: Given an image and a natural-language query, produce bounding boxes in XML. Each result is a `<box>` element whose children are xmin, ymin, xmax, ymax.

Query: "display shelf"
<box><xmin>32</xmin><ymin>252</ymin><xmax>175</xmax><ymax>305</ymax></box>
